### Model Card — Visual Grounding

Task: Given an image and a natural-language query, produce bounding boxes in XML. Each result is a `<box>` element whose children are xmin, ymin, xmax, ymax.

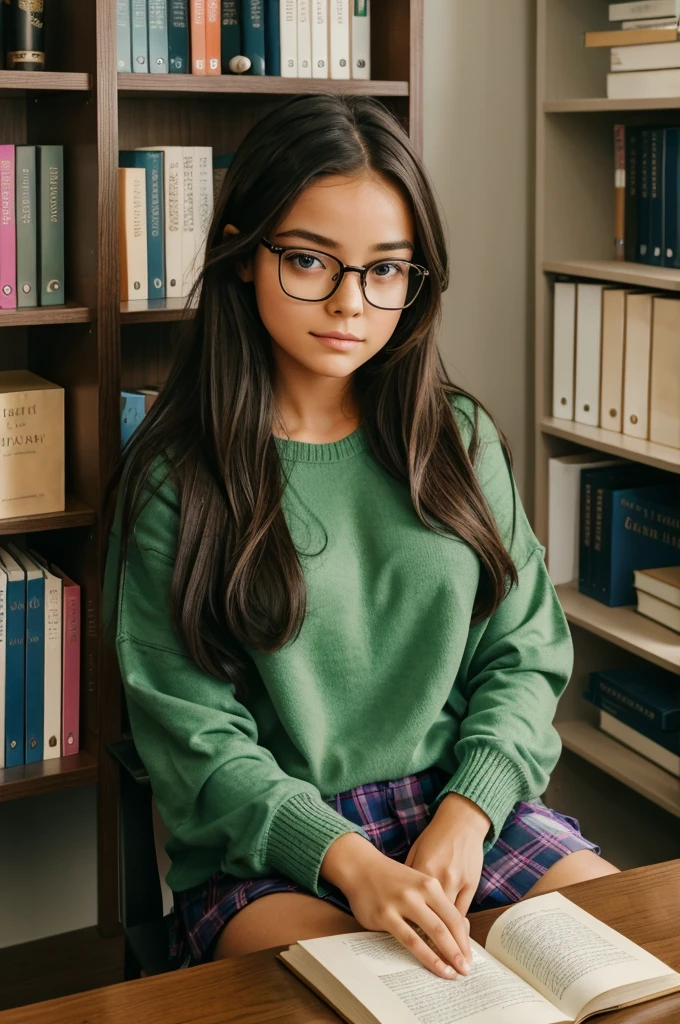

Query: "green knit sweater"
<box><xmin>102</xmin><ymin>395</ymin><xmax>573</xmax><ymax>896</ymax></box>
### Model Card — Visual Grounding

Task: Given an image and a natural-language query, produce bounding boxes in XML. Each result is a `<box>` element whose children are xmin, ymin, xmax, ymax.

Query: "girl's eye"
<box><xmin>286</xmin><ymin>252</ymin><xmax>325</xmax><ymax>271</ymax></box>
<box><xmin>370</xmin><ymin>261</ymin><xmax>405</xmax><ymax>279</ymax></box>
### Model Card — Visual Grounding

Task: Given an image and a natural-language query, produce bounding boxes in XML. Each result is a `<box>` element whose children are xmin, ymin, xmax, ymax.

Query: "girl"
<box><xmin>103</xmin><ymin>94</ymin><xmax>617</xmax><ymax>981</ymax></box>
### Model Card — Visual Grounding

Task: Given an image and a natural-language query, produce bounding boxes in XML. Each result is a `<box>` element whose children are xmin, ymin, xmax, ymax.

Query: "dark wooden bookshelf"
<box><xmin>0</xmin><ymin>0</ymin><xmax>424</xmax><ymax>944</ymax></box>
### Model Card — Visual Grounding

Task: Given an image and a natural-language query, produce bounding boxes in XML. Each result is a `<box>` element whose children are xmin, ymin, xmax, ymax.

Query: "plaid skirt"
<box><xmin>168</xmin><ymin>763</ymin><xmax>601</xmax><ymax>968</ymax></box>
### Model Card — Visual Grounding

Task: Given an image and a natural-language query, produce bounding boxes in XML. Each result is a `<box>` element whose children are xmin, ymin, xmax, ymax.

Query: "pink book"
<box><xmin>0</xmin><ymin>145</ymin><xmax>16</xmax><ymax>309</ymax></box>
<box><xmin>50</xmin><ymin>563</ymin><xmax>81</xmax><ymax>756</ymax></box>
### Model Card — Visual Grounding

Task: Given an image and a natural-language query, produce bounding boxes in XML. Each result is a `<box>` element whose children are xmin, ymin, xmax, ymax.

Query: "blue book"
<box><xmin>0</xmin><ymin>547</ymin><xmax>26</xmax><ymax>768</ymax></box>
<box><xmin>649</xmin><ymin>128</ymin><xmax>664</xmax><ymax>266</ymax></box>
<box><xmin>8</xmin><ymin>545</ymin><xmax>45</xmax><ymax>764</ymax></box>
<box><xmin>264</xmin><ymin>0</ymin><xmax>280</xmax><ymax>76</ymax></box>
<box><xmin>147</xmin><ymin>0</ymin><xmax>169</xmax><ymax>72</ymax></box>
<box><xmin>583</xmin><ymin>690</ymin><xmax>680</xmax><ymax>755</ymax></box>
<box><xmin>117</xmin><ymin>0</ymin><xmax>132</xmax><ymax>71</ymax></box>
<box><xmin>625</xmin><ymin>127</ymin><xmax>638</xmax><ymax>263</ymax></box>
<box><xmin>221</xmin><ymin>0</ymin><xmax>241</xmax><ymax>72</ymax></box>
<box><xmin>120</xmin><ymin>150</ymin><xmax>165</xmax><ymax>299</ymax></box>
<box><xmin>168</xmin><ymin>0</ymin><xmax>189</xmax><ymax>72</ymax></box>
<box><xmin>131</xmin><ymin>0</ymin><xmax>149</xmax><ymax>72</ymax></box>
<box><xmin>601</xmin><ymin>484</ymin><xmax>680</xmax><ymax>606</ymax></box>
<box><xmin>588</xmin><ymin>669</ymin><xmax>680</xmax><ymax>732</ymax></box>
<box><xmin>242</xmin><ymin>0</ymin><xmax>266</xmax><ymax>75</ymax></box>
<box><xmin>638</xmin><ymin>128</ymin><xmax>651</xmax><ymax>263</ymax></box>
<box><xmin>664</xmin><ymin>127</ymin><xmax>680</xmax><ymax>268</ymax></box>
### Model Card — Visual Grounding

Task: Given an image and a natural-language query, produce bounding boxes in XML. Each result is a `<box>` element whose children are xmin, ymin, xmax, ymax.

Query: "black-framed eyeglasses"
<box><xmin>260</xmin><ymin>237</ymin><xmax>429</xmax><ymax>310</ymax></box>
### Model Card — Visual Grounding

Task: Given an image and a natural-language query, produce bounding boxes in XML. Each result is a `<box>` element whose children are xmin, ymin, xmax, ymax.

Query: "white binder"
<box><xmin>574</xmin><ymin>283</ymin><xmax>605</xmax><ymax>426</ymax></box>
<box><xmin>552</xmin><ymin>281</ymin><xmax>576</xmax><ymax>420</ymax></box>
<box><xmin>622</xmin><ymin>291</ymin><xmax>654</xmax><ymax>439</ymax></box>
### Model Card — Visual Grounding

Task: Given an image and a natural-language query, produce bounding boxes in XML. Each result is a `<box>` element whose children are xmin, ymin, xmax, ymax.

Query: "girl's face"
<box><xmin>236</xmin><ymin>172</ymin><xmax>417</xmax><ymax>381</ymax></box>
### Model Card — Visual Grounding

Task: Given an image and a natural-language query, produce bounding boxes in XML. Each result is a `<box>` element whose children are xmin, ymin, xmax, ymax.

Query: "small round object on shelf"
<box><xmin>229</xmin><ymin>55</ymin><xmax>252</xmax><ymax>74</ymax></box>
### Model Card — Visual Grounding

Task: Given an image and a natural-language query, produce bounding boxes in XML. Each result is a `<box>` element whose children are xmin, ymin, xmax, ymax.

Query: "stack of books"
<box><xmin>585</xmin><ymin>1</ymin><xmax>680</xmax><ymax>99</ymax></box>
<box><xmin>634</xmin><ymin>564</ymin><xmax>680</xmax><ymax>631</ymax></box>
<box><xmin>120</xmin><ymin>386</ymin><xmax>160</xmax><ymax>446</ymax></box>
<box><xmin>0</xmin><ymin>145</ymin><xmax>65</xmax><ymax>310</ymax></box>
<box><xmin>0</xmin><ymin>543</ymin><xmax>81</xmax><ymax>770</ymax></box>
<box><xmin>117</xmin><ymin>0</ymin><xmax>371</xmax><ymax>79</ymax></box>
<box><xmin>585</xmin><ymin>668</ymin><xmax>680</xmax><ymax>778</ymax></box>
<box><xmin>551</xmin><ymin>279</ymin><xmax>680</xmax><ymax>450</ymax></box>
<box><xmin>118</xmin><ymin>147</ymin><xmax>234</xmax><ymax>302</ymax></box>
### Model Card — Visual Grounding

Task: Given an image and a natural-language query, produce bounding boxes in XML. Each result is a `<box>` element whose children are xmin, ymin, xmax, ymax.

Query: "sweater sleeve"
<box><xmin>431</xmin><ymin>397</ymin><xmax>574</xmax><ymax>849</ymax></box>
<box><xmin>104</xmin><ymin>462</ymin><xmax>371</xmax><ymax>895</ymax></box>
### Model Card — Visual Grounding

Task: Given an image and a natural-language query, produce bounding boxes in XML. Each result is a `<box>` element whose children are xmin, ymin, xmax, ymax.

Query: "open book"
<box><xmin>278</xmin><ymin>891</ymin><xmax>680</xmax><ymax>1024</ymax></box>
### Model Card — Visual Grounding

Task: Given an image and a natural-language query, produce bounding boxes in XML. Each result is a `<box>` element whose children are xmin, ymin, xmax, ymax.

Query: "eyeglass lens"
<box><xmin>279</xmin><ymin>250</ymin><xmax>424</xmax><ymax>309</ymax></box>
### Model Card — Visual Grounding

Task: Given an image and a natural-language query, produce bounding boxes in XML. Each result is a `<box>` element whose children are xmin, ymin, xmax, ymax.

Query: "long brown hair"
<box><xmin>104</xmin><ymin>94</ymin><xmax>518</xmax><ymax>703</ymax></box>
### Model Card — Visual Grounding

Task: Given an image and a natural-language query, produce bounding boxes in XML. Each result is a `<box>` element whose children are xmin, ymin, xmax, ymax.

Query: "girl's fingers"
<box><xmin>412</xmin><ymin>901</ymin><xmax>471</xmax><ymax>977</ymax></box>
<box><xmin>389</xmin><ymin>915</ymin><xmax>461</xmax><ymax>980</ymax></box>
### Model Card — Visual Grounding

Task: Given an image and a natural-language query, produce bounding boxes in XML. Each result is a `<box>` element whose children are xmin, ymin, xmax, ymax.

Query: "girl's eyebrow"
<box><xmin>274</xmin><ymin>228</ymin><xmax>415</xmax><ymax>253</ymax></box>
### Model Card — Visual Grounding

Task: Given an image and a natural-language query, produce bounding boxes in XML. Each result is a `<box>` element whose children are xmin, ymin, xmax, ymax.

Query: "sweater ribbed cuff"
<box><xmin>264</xmin><ymin>792</ymin><xmax>370</xmax><ymax>896</ymax></box>
<box><xmin>434</xmin><ymin>747</ymin><xmax>527</xmax><ymax>852</ymax></box>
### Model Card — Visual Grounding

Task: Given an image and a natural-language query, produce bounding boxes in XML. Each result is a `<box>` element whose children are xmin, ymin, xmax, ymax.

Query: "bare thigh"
<box><xmin>213</xmin><ymin>892</ymin><xmax>366</xmax><ymax>961</ymax></box>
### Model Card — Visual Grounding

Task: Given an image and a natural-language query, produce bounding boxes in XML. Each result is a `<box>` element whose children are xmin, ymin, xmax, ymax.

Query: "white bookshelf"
<box><xmin>536</xmin><ymin>1</ymin><xmax>680</xmax><ymax>812</ymax></box>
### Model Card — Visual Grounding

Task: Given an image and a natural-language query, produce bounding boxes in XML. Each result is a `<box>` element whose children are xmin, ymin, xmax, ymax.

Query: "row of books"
<box><xmin>614</xmin><ymin>124</ymin><xmax>680</xmax><ymax>267</ymax></box>
<box><xmin>0</xmin><ymin>543</ymin><xmax>80</xmax><ymax>770</ymax></box>
<box><xmin>551</xmin><ymin>280</ymin><xmax>680</xmax><ymax>451</ymax></box>
<box><xmin>0</xmin><ymin>0</ymin><xmax>45</xmax><ymax>72</ymax></box>
<box><xmin>0</xmin><ymin>145</ymin><xmax>65</xmax><ymax>310</ymax></box>
<box><xmin>117</xmin><ymin>0</ymin><xmax>371</xmax><ymax>80</ymax></box>
<box><xmin>634</xmin><ymin>564</ymin><xmax>680</xmax><ymax>632</ymax></box>
<box><xmin>118</xmin><ymin>147</ymin><xmax>233</xmax><ymax>301</ymax></box>
<box><xmin>547</xmin><ymin>456</ymin><xmax>680</xmax><ymax>607</ymax></box>
<box><xmin>585</xmin><ymin>667</ymin><xmax>680</xmax><ymax>778</ymax></box>
<box><xmin>120</xmin><ymin>386</ymin><xmax>160</xmax><ymax>446</ymax></box>
<box><xmin>587</xmin><ymin>1</ymin><xmax>680</xmax><ymax>98</ymax></box>
<box><xmin>0</xmin><ymin>370</ymin><xmax>64</xmax><ymax>520</ymax></box>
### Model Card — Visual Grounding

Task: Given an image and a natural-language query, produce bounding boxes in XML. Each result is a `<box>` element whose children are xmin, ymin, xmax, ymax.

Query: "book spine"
<box><xmin>41</xmin><ymin>570</ymin><xmax>62</xmax><ymax>760</ymax></box>
<box><xmin>62</xmin><ymin>582</ymin><xmax>80</xmax><ymax>755</ymax></box>
<box><xmin>120</xmin><ymin>391</ymin><xmax>148</xmax><ymax>446</ymax></box>
<box><xmin>146</xmin><ymin>151</ymin><xmax>165</xmax><ymax>298</ymax></box>
<box><xmin>181</xmin><ymin>147</ymin><xmax>196</xmax><ymax>295</ymax></box>
<box><xmin>296</xmin><ymin>0</ymin><xmax>311</xmax><ymax>76</ymax></box>
<box><xmin>168</xmin><ymin>0</ymin><xmax>189</xmax><ymax>72</ymax></box>
<box><xmin>6</xmin><ymin>0</ymin><xmax>44</xmax><ymax>71</ymax></box>
<box><xmin>38</xmin><ymin>146</ymin><xmax>65</xmax><ymax>306</ymax></box>
<box><xmin>329</xmin><ymin>0</ymin><xmax>350</xmax><ymax>78</ymax></box>
<box><xmin>584</xmin><ymin>689</ymin><xmax>680</xmax><ymax>754</ymax></box>
<box><xmin>117</xmin><ymin>0</ymin><xmax>133</xmax><ymax>71</ymax></box>
<box><xmin>206</xmin><ymin>0</ymin><xmax>221</xmax><ymax>72</ymax></box>
<box><xmin>24</xmin><ymin>570</ymin><xmax>44</xmax><ymax>764</ymax></box>
<box><xmin>131</xmin><ymin>0</ymin><xmax>149</xmax><ymax>71</ymax></box>
<box><xmin>280</xmin><ymin>0</ymin><xmax>297</xmax><ymax>75</ymax></box>
<box><xmin>638</xmin><ymin>128</ymin><xmax>651</xmax><ymax>261</ymax></box>
<box><xmin>578</xmin><ymin>474</ymin><xmax>593</xmax><ymax>596</ymax></box>
<box><xmin>609</xmin><ymin>1</ymin><xmax>680</xmax><ymax>18</ymax></box>
<box><xmin>148</xmin><ymin>0</ymin><xmax>169</xmax><ymax>72</ymax></box>
<box><xmin>311</xmin><ymin>0</ymin><xmax>328</xmax><ymax>77</ymax></box>
<box><xmin>190</xmin><ymin>0</ymin><xmax>207</xmax><ymax>73</ymax></box>
<box><xmin>593</xmin><ymin>486</ymin><xmax>614</xmax><ymax>602</ymax></box>
<box><xmin>614</xmin><ymin>492</ymin><xmax>680</xmax><ymax>603</ymax></box>
<box><xmin>625</xmin><ymin>126</ymin><xmax>639</xmax><ymax>262</ymax></box>
<box><xmin>590</xmin><ymin>674</ymin><xmax>680</xmax><ymax>730</ymax></box>
<box><xmin>667</xmin><ymin>127</ymin><xmax>680</xmax><ymax>267</ymax></box>
<box><xmin>118</xmin><ymin>167</ymin><xmax>149</xmax><ymax>300</ymax></box>
<box><xmin>649</xmin><ymin>127</ymin><xmax>664</xmax><ymax>265</ymax></box>
<box><xmin>0</xmin><ymin>145</ymin><xmax>16</xmax><ymax>309</ymax></box>
<box><xmin>265</xmin><ymin>0</ymin><xmax>281</xmax><ymax>75</ymax></box>
<box><xmin>243</xmin><ymin>0</ymin><xmax>266</xmax><ymax>74</ymax></box>
<box><xmin>4</xmin><ymin>576</ymin><xmax>25</xmax><ymax>767</ymax></box>
<box><xmin>15</xmin><ymin>145</ymin><xmax>37</xmax><ymax>308</ymax></box>
<box><xmin>0</xmin><ymin>571</ymin><xmax>4</xmax><ymax>769</ymax></box>
<box><xmin>351</xmin><ymin>0</ymin><xmax>370</xmax><ymax>79</ymax></box>
<box><xmin>160</xmin><ymin>147</ymin><xmax>183</xmax><ymax>297</ymax></box>
<box><xmin>614</xmin><ymin>124</ymin><xmax>625</xmax><ymax>260</ymax></box>
<box><xmin>221</xmin><ymin>0</ymin><xmax>242</xmax><ymax>72</ymax></box>
<box><xmin>194</xmin><ymin>146</ymin><xmax>213</xmax><ymax>281</ymax></box>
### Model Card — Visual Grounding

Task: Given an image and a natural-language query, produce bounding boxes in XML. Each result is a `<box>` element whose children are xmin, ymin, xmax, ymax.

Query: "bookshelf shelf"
<box><xmin>540</xmin><ymin>418</ymin><xmax>680</xmax><ymax>475</ymax></box>
<box><xmin>544</xmin><ymin>98</ymin><xmax>680</xmax><ymax>113</ymax></box>
<box><xmin>116</xmin><ymin>74</ymin><xmax>409</xmax><ymax>98</ymax></box>
<box><xmin>543</xmin><ymin>259</ymin><xmax>680</xmax><ymax>293</ymax></box>
<box><xmin>556</xmin><ymin>583</ymin><xmax>680</xmax><ymax>676</ymax></box>
<box><xmin>556</xmin><ymin>720</ymin><xmax>680</xmax><ymax>818</ymax></box>
<box><xmin>0</xmin><ymin>71</ymin><xmax>92</xmax><ymax>96</ymax></box>
<box><xmin>120</xmin><ymin>298</ymin><xmax>195</xmax><ymax>323</ymax></box>
<box><xmin>0</xmin><ymin>751</ymin><xmax>98</xmax><ymax>804</ymax></box>
<box><xmin>0</xmin><ymin>302</ymin><xmax>92</xmax><ymax>327</ymax></box>
<box><xmin>0</xmin><ymin>496</ymin><xmax>97</xmax><ymax>536</ymax></box>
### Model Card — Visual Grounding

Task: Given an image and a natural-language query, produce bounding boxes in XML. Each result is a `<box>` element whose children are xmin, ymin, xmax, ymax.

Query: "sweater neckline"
<box><xmin>274</xmin><ymin>425</ymin><xmax>367</xmax><ymax>462</ymax></box>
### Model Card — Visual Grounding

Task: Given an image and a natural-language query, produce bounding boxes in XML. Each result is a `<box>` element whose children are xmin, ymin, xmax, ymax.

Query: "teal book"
<box><xmin>117</xmin><ymin>0</ymin><xmax>132</xmax><ymax>71</ymax></box>
<box><xmin>221</xmin><ymin>0</ymin><xmax>241</xmax><ymax>71</ymax></box>
<box><xmin>148</xmin><ymin>0</ymin><xmax>169</xmax><ymax>72</ymax></box>
<box><xmin>8</xmin><ymin>545</ymin><xmax>44</xmax><ymax>765</ymax></box>
<box><xmin>38</xmin><ymin>145</ymin><xmax>65</xmax><ymax>306</ymax></box>
<box><xmin>242</xmin><ymin>0</ymin><xmax>265</xmax><ymax>75</ymax></box>
<box><xmin>264</xmin><ymin>0</ymin><xmax>280</xmax><ymax>76</ymax></box>
<box><xmin>168</xmin><ymin>0</ymin><xmax>189</xmax><ymax>72</ymax></box>
<box><xmin>15</xmin><ymin>145</ymin><xmax>37</xmax><ymax>308</ymax></box>
<box><xmin>120</xmin><ymin>150</ymin><xmax>165</xmax><ymax>299</ymax></box>
<box><xmin>131</xmin><ymin>0</ymin><xmax>148</xmax><ymax>72</ymax></box>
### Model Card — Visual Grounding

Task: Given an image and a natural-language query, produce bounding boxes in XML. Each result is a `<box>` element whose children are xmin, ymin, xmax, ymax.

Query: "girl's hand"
<box><xmin>320</xmin><ymin>833</ymin><xmax>472</xmax><ymax>980</ymax></box>
<box><xmin>404</xmin><ymin>792</ymin><xmax>490</xmax><ymax>918</ymax></box>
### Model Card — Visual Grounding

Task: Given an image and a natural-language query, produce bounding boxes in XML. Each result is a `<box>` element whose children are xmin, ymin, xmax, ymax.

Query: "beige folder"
<box><xmin>622</xmin><ymin>292</ymin><xmax>655</xmax><ymax>439</ymax></box>
<box><xmin>650</xmin><ymin>296</ymin><xmax>680</xmax><ymax>449</ymax></box>
<box><xmin>599</xmin><ymin>288</ymin><xmax>628</xmax><ymax>433</ymax></box>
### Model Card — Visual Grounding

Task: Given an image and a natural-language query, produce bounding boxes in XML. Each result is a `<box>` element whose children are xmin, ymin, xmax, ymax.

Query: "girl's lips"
<box><xmin>312</xmin><ymin>334</ymin><xmax>362</xmax><ymax>351</ymax></box>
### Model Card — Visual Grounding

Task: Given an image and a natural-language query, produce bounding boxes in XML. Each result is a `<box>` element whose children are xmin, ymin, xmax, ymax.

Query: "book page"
<box><xmin>295</xmin><ymin>930</ymin><xmax>572</xmax><ymax>1024</ymax></box>
<box><xmin>486</xmin><ymin>892</ymin><xmax>678</xmax><ymax>1020</ymax></box>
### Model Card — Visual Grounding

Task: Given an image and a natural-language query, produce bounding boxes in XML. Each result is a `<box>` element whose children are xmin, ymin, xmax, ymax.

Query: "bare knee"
<box><xmin>213</xmin><ymin>892</ymin><xmax>365</xmax><ymax>961</ymax></box>
<box><xmin>521</xmin><ymin>850</ymin><xmax>620</xmax><ymax>901</ymax></box>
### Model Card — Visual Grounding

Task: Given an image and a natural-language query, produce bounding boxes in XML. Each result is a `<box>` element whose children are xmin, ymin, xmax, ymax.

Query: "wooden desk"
<box><xmin>2</xmin><ymin>860</ymin><xmax>679</xmax><ymax>1024</ymax></box>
